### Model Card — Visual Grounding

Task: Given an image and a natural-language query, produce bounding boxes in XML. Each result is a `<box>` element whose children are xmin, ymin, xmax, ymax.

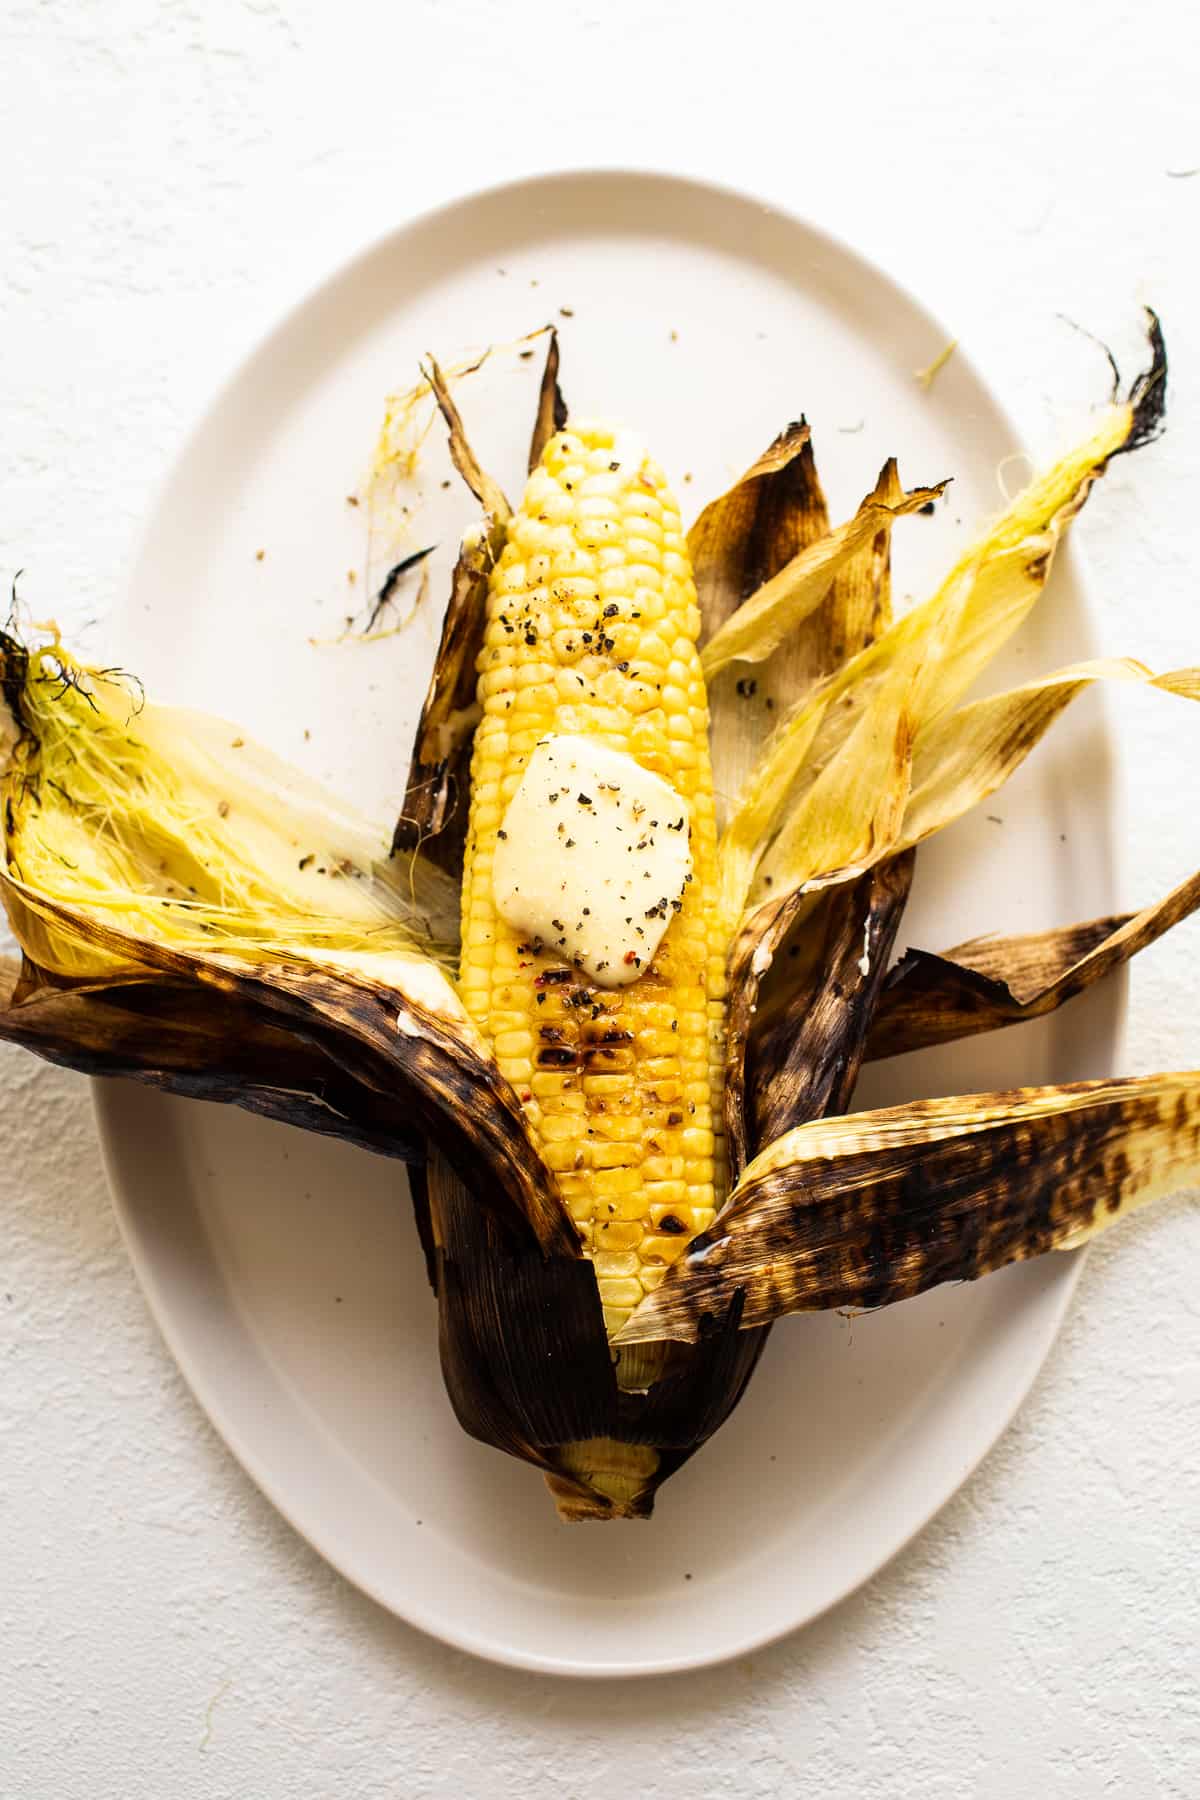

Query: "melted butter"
<box><xmin>492</xmin><ymin>735</ymin><xmax>692</xmax><ymax>988</ymax></box>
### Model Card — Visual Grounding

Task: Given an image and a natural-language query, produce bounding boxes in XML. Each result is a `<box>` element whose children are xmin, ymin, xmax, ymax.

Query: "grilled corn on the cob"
<box><xmin>458</xmin><ymin>424</ymin><xmax>725</xmax><ymax>1336</ymax></box>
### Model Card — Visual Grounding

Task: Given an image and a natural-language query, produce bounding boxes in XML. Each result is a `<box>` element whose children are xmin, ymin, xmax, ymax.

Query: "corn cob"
<box><xmin>458</xmin><ymin>424</ymin><xmax>725</xmax><ymax>1337</ymax></box>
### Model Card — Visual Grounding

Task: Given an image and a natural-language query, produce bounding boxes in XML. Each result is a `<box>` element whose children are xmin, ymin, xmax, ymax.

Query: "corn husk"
<box><xmin>527</xmin><ymin>325</ymin><xmax>567</xmax><ymax>472</ymax></box>
<box><xmin>723</xmin><ymin>515</ymin><xmax>1075</xmax><ymax>932</ymax></box>
<box><xmin>699</xmin><ymin>437</ymin><xmax>918</xmax><ymax>1173</ymax></box>
<box><xmin>617</xmin><ymin>1074</ymin><xmax>1200</xmax><ymax>1344</ymax></box>
<box><xmin>699</xmin><ymin>473</ymin><xmax>945</xmax><ymax>681</ymax></box>
<box><xmin>744</xmin><ymin>659</ymin><xmax>1198</xmax><ymax>926</ymax></box>
<box><xmin>0</xmin><ymin>640</ymin><xmax>443</xmax><ymax>961</ymax></box>
<box><xmin>866</xmin><ymin>867</ymin><xmax>1200</xmax><ymax>1061</ymax></box>
<box><xmin>0</xmin><ymin>630</ymin><xmax>573</xmax><ymax>1256</ymax></box>
<box><xmin>0</xmin><ymin>952</ymin><xmax>427</xmax><ymax>1162</ymax></box>
<box><xmin>689</xmin><ymin>421</ymin><xmax>821</xmax><ymax>639</ymax></box>
<box><xmin>748</xmin><ymin>850</ymin><xmax>917</xmax><ymax>1150</ymax></box>
<box><xmin>720</xmin><ymin>315</ymin><xmax>1171</xmax><ymax>944</ymax></box>
<box><xmin>391</xmin><ymin>357</ymin><xmax>510</xmax><ymax>898</ymax></box>
<box><xmin>393</xmin><ymin>336</ymin><xmax>567</xmax><ymax>908</ymax></box>
<box><xmin>689</xmin><ymin>421</ymin><xmax>829</xmax><ymax>819</ymax></box>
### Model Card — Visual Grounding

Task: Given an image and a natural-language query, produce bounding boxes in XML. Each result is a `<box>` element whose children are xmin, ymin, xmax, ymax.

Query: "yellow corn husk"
<box><xmin>718</xmin><ymin>361</ymin><xmax>1171</xmax><ymax>935</ymax></box>
<box><xmin>699</xmin><ymin>473</ymin><xmax>944</xmax><ymax>681</ymax></box>
<box><xmin>457</xmin><ymin>423</ymin><xmax>725</xmax><ymax>1338</ymax></box>
<box><xmin>1</xmin><ymin>637</ymin><xmax>451</xmax><ymax>975</ymax></box>
<box><xmin>751</xmin><ymin>656</ymin><xmax>1200</xmax><ymax>910</ymax></box>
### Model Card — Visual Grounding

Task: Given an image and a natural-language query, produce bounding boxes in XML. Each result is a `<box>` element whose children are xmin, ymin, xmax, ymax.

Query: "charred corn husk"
<box><xmin>457</xmin><ymin>423</ymin><xmax>726</xmax><ymax>1337</ymax></box>
<box><xmin>616</xmin><ymin>1074</ymin><xmax>1200</xmax><ymax>1344</ymax></box>
<box><xmin>865</xmin><ymin>866</ymin><xmax>1200</xmax><ymax>1062</ymax></box>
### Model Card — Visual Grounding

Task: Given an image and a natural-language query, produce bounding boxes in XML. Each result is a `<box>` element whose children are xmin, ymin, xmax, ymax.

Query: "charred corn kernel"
<box><xmin>458</xmin><ymin>421</ymin><xmax>725</xmax><ymax>1335</ymax></box>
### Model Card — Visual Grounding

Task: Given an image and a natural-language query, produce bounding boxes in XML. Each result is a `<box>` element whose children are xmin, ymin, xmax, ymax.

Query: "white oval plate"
<box><xmin>98</xmin><ymin>170</ymin><xmax>1122</xmax><ymax>1677</ymax></box>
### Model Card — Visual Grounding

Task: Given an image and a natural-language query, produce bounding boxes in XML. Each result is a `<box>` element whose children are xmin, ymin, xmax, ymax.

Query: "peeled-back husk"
<box><xmin>708</xmin><ymin>444</ymin><xmax>919</xmax><ymax>1176</ymax></box>
<box><xmin>0</xmin><ymin>951</ymin><xmax>429</xmax><ymax>1161</ymax></box>
<box><xmin>616</xmin><ymin>1075</ymin><xmax>1200</xmax><ymax>1343</ymax></box>
<box><xmin>747</xmin><ymin>850</ymin><xmax>917</xmax><ymax>1152</ymax></box>
<box><xmin>392</xmin><ymin>335</ymin><xmax>567</xmax><ymax>917</ymax></box>
<box><xmin>721</xmin><ymin>313</ymin><xmax>1168</xmax><ymax>937</ymax></box>
<box><xmin>698</xmin><ymin>473</ymin><xmax>946</xmax><ymax>681</ymax></box>
<box><xmin>689</xmin><ymin>419</ymin><xmax>830</xmax><ymax>821</ymax></box>
<box><xmin>0</xmin><ymin>629</ymin><xmax>572</xmax><ymax>1256</ymax></box>
<box><xmin>390</xmin><ymin>356</ymin><xmax>512</xmax><ymax>906</ymax></box>
<box><xmin>865</xmin><ymin>866</ymin><xmax>1200</xmax><ymax>1061</ymax></box>
<box><xmin>616</xmin><ymin>309</ymin><xmax>1197</xmax><ymax>1350</ymax></box>
<box><xmin>4</xmin><ymin>868</ymin><xmax>575</xmax><ymax>1254</ymax></box>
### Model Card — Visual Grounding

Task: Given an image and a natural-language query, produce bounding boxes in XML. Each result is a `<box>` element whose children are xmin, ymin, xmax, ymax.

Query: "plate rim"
<box><xmin>95</xmin><ymin>163</ymin><xmax>1120</xmax><ymax>1678</ymax></box>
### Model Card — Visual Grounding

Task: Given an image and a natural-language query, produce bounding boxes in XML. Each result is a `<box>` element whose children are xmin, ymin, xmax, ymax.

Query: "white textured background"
<box><xmin>3</xmin><ymin>1</ymin><xmax>1200</xmax><ymax>1793</ymax></box>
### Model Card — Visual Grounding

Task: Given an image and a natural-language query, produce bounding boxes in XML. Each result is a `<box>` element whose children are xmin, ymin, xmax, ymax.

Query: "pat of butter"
<box><xmin>492</xmin><ymin>735</ymin><xmax>691</xmax><ymax>987</ymax></box>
